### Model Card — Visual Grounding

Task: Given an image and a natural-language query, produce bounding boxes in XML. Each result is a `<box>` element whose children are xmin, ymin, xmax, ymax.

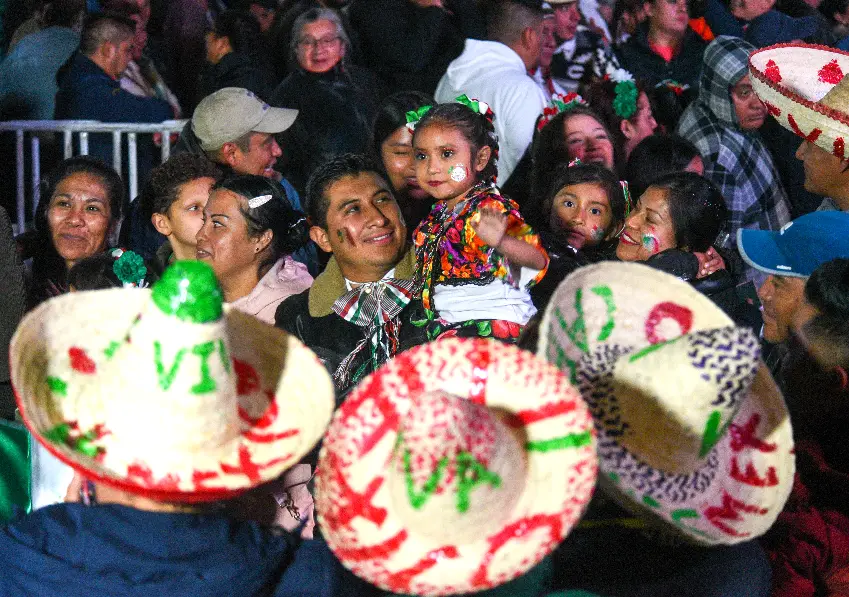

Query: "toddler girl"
<box><xmin>531</xmin><ymin>161</ymin><xmax>628</xmax><ymax>309</ymax></box>
<box><xmin>410</xmin><ymin>97</ymin><xmax>548</xmax><ymax>341</ymax></box>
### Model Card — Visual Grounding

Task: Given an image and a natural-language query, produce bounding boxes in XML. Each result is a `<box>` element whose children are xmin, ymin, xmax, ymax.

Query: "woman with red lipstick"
<box><xmin>26</xmin><ymin>157</ymin><xmax>124</xmax><ymax>309</ymax></box>
<box><xmin>195</xmin><ymin>175</ymin><xmax>313</xmax><ymax>325</ymax></box>
<box><xmin>410</xmin><ymin>99</ymin><xmax>549</xmax><ymax>342</ymax></box>
<box><xmin>371</xmin><ymin>90</ymin><xmax>435</xmax><ymax>233</ymax></box>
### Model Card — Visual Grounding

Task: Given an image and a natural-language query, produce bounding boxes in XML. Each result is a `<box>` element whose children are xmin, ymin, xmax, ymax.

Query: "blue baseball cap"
<box><xmin>737</xmin><ymin>211</ymin><xmax>849</xmax><ymax>278</ymax></box>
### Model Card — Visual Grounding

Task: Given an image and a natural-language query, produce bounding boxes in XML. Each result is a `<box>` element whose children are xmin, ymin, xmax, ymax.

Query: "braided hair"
<box><xmin>412</xmin><ymin>100</ymin><xmax>500</xmax><ymax>184</ymax></box>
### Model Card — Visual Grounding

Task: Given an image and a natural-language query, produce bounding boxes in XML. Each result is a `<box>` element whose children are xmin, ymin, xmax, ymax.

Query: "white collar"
<box><xmin>344</xmin><ymin>268</ymin><xmax>397</xmax><ymax>292</ymax></box>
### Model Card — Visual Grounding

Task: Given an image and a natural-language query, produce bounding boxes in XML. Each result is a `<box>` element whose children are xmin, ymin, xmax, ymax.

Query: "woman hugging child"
<box><xmin>410</xmin><ymin>97</ymin><xmax>548</xmax><ymax>342</ymax></box>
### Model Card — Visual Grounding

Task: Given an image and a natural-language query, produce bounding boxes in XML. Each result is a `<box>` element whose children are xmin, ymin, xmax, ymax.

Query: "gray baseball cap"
<box><xmin>192</xmin><ymin>87</ymin><xmax>299</xmax><ymax>151</ymax></box>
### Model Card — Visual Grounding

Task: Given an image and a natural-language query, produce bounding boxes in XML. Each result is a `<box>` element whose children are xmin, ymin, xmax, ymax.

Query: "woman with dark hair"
<box><xmin>617</xmin><ymin>171</ymin><xmax>758</xmax><ymax>326</ymax></box>
<box><xmin>270</xmin><ymin>7</ymin><xmax>384</xmax><ymax>191</ymax></box>
<box><xmin>624</xmin><ymin>133</ymin><xmax>704</xmax><ymax>198</ymax></box>
<box><xmin>196</xmin><ymin>175</ymin><xmax>313</xmax><ymax>324</ymax></box>
<box><xmin>582</xmin><ymin>76</ymin><xmax>657</xmax><ymax>170</ymax></box>
<box><xmin>28</xmin><ymin>156</ymin><xmax>124</xmax><ymax>308</ymax></box>
<box><xmin>199</xmin><ymin>9</ymin><xmax>277</xmax><ymax>100</ymax></box>
<box><xmin>371</xmin><ymin>90</ymin><xmax>434</xmax><ymax>232</ymax></box>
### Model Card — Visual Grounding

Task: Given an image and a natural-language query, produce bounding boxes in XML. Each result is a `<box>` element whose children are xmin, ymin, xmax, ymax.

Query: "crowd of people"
<box><xmin>2</xmin><ymin>0</ymin><xmax>849</xmax><ymax>595</ymax></box>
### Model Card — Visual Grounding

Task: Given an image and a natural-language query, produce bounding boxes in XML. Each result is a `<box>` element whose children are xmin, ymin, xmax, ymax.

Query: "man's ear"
<box><xmin>309</xmin><ymin>225</ymin><xmax>333</xmax><ymax>253</ymax></box>
<box><xmin>219</xmin><ymin>141</ymin><xmax>239</xmax><ymax>168</ymax></box>
<box><xmin>151</xmin><ymin>212</ymin><xmax>173</xmax><ymax>237</ymax></box>
<box><xmin>474</xmin><ymin>145</ymin><xmax>492</xmax><ymax>173</ymax></box>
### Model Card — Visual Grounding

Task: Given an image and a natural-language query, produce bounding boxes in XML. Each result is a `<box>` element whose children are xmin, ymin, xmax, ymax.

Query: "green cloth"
<box><xmin>0</xmin><ymin>419</ymin><xmax>31</xmax><ymax>521</ymax></box>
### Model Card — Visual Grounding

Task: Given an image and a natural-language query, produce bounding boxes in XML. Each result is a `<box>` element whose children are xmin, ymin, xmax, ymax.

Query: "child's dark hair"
<box><xmin>646</xmin><ymin>171</ymin><xmax>728</xmax><ymax>253</ymax></box>
<box><xmin>540</xmin><ymin>162</ymin><xmax>626</xmax><ymax>231</ymax></box>
<box><xmin>214</xmin><ymin>175</ymin><xmax>309</xmax><ymax>271</ymax></box>
<box><xmin>413</xmin><ymin>101</ymin><xmax>499</xmax><ymax>184</ymax></box>
<box><xmin>625</xmin><ymin>134</ymin><xmax>701</xmax><ymax>198</ymax></box>
<box><xmin>305</xmin><ymin>153</ymin><xmax>390</xmax><ymax>229</ymax></box>
<box><xmin>140</xmin><ymin>153</ymin><xmax>222</xmax><ymax>220</ymax></box>
<box><xmin>67</xmin><ymin>253</ymin><xmax>123</xmax><ymax>290</ymax></box>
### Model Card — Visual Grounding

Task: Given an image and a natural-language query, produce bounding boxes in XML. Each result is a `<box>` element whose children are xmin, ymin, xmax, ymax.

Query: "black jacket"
<box><xmin>275</xmin><ymin>250</ymin><xmax>429</xmax><ymax>401</ymax></box>
<box><xmin>198</xmin><ymin>51</ymin><xmax>277</xmax><ymax>103</ymax></box>
<box><xmin>271</xmin><ymin>64</ymin><xmax>384</xmax><ymax>192</ymax></box>
<box><xmin>615</xmin><ymin>23</ymin><xmax>707</xmax><ymax>90</ymax></box>
<box><xmin>347</xmin><ymin>0</ymin><xmax>485</xmax><ymax>94</ymax></box>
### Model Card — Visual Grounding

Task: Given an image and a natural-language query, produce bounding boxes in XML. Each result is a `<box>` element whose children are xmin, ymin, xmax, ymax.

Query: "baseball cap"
<box><xmin>737</xmin><ymin>211</ymin><xmax>849</xmax><ymax>278</ymax></box>
<box><xmin>192</xmin><ymin>88</ymin><xmax>298</xmax><ymax>152</ymax></box>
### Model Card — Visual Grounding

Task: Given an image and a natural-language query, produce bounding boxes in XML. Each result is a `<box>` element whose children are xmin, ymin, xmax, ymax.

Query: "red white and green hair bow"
<box><xmin>537</xmin><ymin>92</ymin><xmax>588</xmax><ymax>132</ymax></box>
<box><xmin>405</xmin><ymin>105</ymin><xmax>433</xmax><ymax>132</ymax></box>
<box><xmin>455</xmin><ymin>94</ymin><xmax>494</xmax><ymax>121</ymax></box>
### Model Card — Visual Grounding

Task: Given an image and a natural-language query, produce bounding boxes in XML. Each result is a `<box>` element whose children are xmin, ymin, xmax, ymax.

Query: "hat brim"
<box><xmin>11</xmin><ymin>289</ymin><xmax>334</xmax><ymax>503</ymax></box>
<box><xmin>737</xmin><ymin>227</ymin><xmax>806</xmax><ymax>278</ymax></box>
<box><xmin>315</xmin><ymin>338</ymin><xmax>597</xmax><ymax>595</ymax></box>
<box><xmin>252</xmin><ymin>106</ymin><xmax>299</xmax><ymax>135</ymax></box>
<box><xmin>538</xmin><ymin>262</ymin><xmax>794</xmax><ymax>545</ymax></box>
<box><xmin>749</xmin><ymin>43</ymin><xmax>849</xmax><ymax>159</ymax></box>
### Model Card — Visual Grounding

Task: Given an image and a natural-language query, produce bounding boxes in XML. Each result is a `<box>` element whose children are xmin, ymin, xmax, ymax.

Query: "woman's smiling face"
<box><xmin>616</xmin><ymin>186</ymin><xmax>677</xmax><ymax>261</ymax></box>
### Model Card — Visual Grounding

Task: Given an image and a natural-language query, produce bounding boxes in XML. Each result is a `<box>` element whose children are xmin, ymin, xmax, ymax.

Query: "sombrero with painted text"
<box><xmin>315</xmin><ymin>338</ymin><xmax>598</xmax><ymax>596</ymax></box>
<box><xmin>749</xmin><ymin>43</ymin><xmax>849</xmax><ymax>159</ymax></box>
<box><xmin>10</xmin><ymin>261</ymin><xmax>334</xmax><ymax>502</ymax></box>
<box><xmin>538</xmin><ymin>262</ymin><xmax>794</xmax><ymax>545</ymax></box>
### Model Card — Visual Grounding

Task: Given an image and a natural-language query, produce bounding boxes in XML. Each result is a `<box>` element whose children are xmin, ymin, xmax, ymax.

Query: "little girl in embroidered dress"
<box><xmin>411</xmin><ymin>98</ymin><xmax>549</xmax><ymax>341</ymax></box>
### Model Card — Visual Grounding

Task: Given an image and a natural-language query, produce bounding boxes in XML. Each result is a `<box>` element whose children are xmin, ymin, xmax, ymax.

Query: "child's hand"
<box><xmin>471</xmin><ymin>208</ymin><xmax>507</xmax><ymax>248</ymax></box>
<box><xmin>694</xmin><ymin>246</ymin><xmax>726</xmax><ymax>279</ymax></box>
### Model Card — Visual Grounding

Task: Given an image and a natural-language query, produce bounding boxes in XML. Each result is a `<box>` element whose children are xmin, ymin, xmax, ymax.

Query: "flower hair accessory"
<box><xmin>600</xmin><ymin>63</ymin><xmax>639</xmax><ymax>120</ymax></box>
<box><xmin>537</xmin><ymin>92</ymin><xmax>587</xmax><ymax>132</ymax></box>
<box><xmin>405</xmin><ymin>105</ymin><xmax>432</xmax><ymax>132</ymax></box>
<box><xmin>111</xmin><ymin>248</ymin><xmax>148</xmax><ymax>288</ymax></box>
<box><xmin>247</xmin><ymin>194</ymin><xmax>274</xmax><ymax>209</ymax></box>
<box><xmin>455</xmin><ymin>94</ymin><xmax>493</xmax><ymax>122</ymax></box>
<box><xmin>656</xmin><ymin>79</ymin><xmax>689</xmax><ymax>97</ymax></box>
<box><xmin>568</xmin><ymin>157</ymin><xmax>583</xmax><ymax>167</ymax></box>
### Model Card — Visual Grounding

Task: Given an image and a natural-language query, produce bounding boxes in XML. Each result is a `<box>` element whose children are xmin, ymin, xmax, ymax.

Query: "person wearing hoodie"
<box><xmin>434</xmin><ymin>0</ymin><xmax>548</xmax><ymax>182</ymax></box>
<box><xmin>677</xmin><ymin>35</ymin><xmax>791</xmax><ymax>286</ymax></box>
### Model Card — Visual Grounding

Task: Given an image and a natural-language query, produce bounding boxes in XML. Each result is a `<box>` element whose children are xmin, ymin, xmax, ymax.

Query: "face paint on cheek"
<box><xmin>336</xmin><ymin>230</ymin><xmax>345</xmax><ymax>243</ymax></box>
<box><xmin>590</xmin><ymin>226</ymin><xmax>605</xmax><ymax>241</ymax></box>
<box><xmin>448</xmin><ymin>164</ymin><xmax>467</xmax><ymax>183</ymax></box>
<box><xmin>641</xmin><ymin>233</ymin><xmax>660</xmax><ymax>255</ymax></box>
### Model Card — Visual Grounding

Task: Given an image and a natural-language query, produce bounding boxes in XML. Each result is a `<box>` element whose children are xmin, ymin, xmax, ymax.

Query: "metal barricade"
<box><xmin>0</xmin><ymin>119</ymin><xmax>187</xmax><ymax>234</ymax></box>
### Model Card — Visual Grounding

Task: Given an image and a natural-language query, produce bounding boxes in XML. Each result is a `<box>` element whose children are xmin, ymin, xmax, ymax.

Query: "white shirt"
<box><xmin>435</xmin><ymin>39</ymin><xmax>548</xmax><ymax>182</ymax></box>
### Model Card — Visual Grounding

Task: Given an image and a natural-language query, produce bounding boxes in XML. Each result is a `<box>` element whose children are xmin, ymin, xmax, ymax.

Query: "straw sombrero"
<box><xmin>10</xmin><ymin>261</ymin><xmax>334</xmax><ymax>502</ymax></box>
<box><xmin>749</xmin><ymin>43</ymin><xmax>849</xmax><ymax>159</ymax></box>
<box><xmin>315</xmin><ymin>338</ymin><xmax>598</xmax><ymax>596</ymax></box>
<box><xmin>538</xmin><ymin>262</ymin><xmax>794</xmax><ymax>545</ymax></box>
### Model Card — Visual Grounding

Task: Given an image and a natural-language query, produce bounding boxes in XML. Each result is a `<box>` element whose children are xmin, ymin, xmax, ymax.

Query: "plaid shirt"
<box><xmin>677</xmin><ymin>36</ymin><xmax>791</xmax><ymax>283</ymax></box>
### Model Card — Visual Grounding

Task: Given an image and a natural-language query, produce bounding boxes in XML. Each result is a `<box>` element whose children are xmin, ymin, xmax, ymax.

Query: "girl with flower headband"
<box><xmin>68</xmin><ymin>248</ymin><xmax>155</xmax><ymax>291</ymax></box>
<box><xmin>583</xmin><ymin>74</ymin><xmax>657</xmax><ymax>170</ymax></box>
<box><xmin>409</xmin><ymin>96</ymin><xmax>549</xmax><ymax>342</ymax></box>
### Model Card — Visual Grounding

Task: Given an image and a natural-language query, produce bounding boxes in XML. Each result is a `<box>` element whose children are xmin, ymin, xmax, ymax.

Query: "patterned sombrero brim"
<box><xmin>315</xmin><ymin>338</ymin><xmax>598</xmax><ymax>596</ymax></box>
<box><xmin>11</xmin><ymin>289</ymin><xmax>334</xmax><ymax>502</ymax></box>
<box><xmin>749</xmin><ymin>43</ymin><xmax>849</xmax><ymax>159</ymax></box>
<box><xmin>538</xmin><ymin>262</ymin><xmax>795</xmax><ymax>545</ymax></box>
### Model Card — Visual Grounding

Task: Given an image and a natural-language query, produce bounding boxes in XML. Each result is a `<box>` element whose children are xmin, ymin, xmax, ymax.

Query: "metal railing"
<box><xmin>0</xmin><ymin>119</ymin><xmax>188</xmax><ymax>233</ymax></box>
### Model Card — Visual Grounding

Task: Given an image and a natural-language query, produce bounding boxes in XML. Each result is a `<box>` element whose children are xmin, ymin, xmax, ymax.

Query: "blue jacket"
<box><xmin>55</xmin><ymin>52</ymin><xmax>173</xmax><ymax>177</ymax></box>
<box><xmin>0</xmin><ymin>503</ymin><xmax>296</xmax><ymax>597</ymax></box>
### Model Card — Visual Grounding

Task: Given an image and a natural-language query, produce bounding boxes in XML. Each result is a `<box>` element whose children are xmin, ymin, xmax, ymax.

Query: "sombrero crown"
<box><xmin>750</xmin><ymin>43</ymin><xmax>849</xmax><ymax>159</ymax></box>
<box><xmin>539</xmin><ymin>262</ymin><xmax>795</xmax><ymax>545</ymax></box>
<box><xmin>315</xmin><ymin>338</ymin><xmax>598</xmax><ymax>596</ymax></box>
<box><xmin>11</xmin><ymin>261</ymin><xmax>334</xmax><ymax>501</ymax></box>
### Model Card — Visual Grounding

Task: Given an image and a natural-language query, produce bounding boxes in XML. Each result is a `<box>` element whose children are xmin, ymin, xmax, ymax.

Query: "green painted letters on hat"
<box><xmin>152</xmin><ymin>261</ymin><xmax>223</xmax><ymax>323</ymax></box>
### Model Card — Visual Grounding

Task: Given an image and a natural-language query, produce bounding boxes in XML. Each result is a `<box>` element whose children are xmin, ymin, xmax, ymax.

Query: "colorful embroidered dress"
<box><xmin>413</xmin><ymin>183</ymin><xmax>548</xmax><ymax>340</ymax></box>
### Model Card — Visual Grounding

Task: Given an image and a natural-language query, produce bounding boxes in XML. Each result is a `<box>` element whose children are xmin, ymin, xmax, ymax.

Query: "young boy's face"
<box><xmin>550</xmin><ymin>182</ymin><xmax>615</xmax><ymax>249</ymax></box>
<box><xmin>156</xmin><ymin>177</ymin><xmax>215</xmax><ymax>261</ymax></box>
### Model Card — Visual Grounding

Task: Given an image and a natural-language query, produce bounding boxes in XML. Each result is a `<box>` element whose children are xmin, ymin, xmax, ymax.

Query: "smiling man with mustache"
<box><xmin>275</xmin><ymin>154</ymin><xmax>428</xmax><ymax>400</ymax></box>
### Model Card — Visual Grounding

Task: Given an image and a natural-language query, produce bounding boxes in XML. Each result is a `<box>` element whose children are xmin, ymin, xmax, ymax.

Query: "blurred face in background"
<box><xmin>296</xmin><ymin>18</ymin><xmax>344</xmax><ymax>74</ymax></box>
<box><xmin>540</xmin><ymin>17</ymin><xmax>558</xmax><ymax>68</ymax></box>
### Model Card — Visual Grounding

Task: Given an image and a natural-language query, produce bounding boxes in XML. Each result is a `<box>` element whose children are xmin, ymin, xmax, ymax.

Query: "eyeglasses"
<box><xmin>298</xmin><ymin>35</ymin><xmax>341</xmax><ymax>50</ymax></box>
